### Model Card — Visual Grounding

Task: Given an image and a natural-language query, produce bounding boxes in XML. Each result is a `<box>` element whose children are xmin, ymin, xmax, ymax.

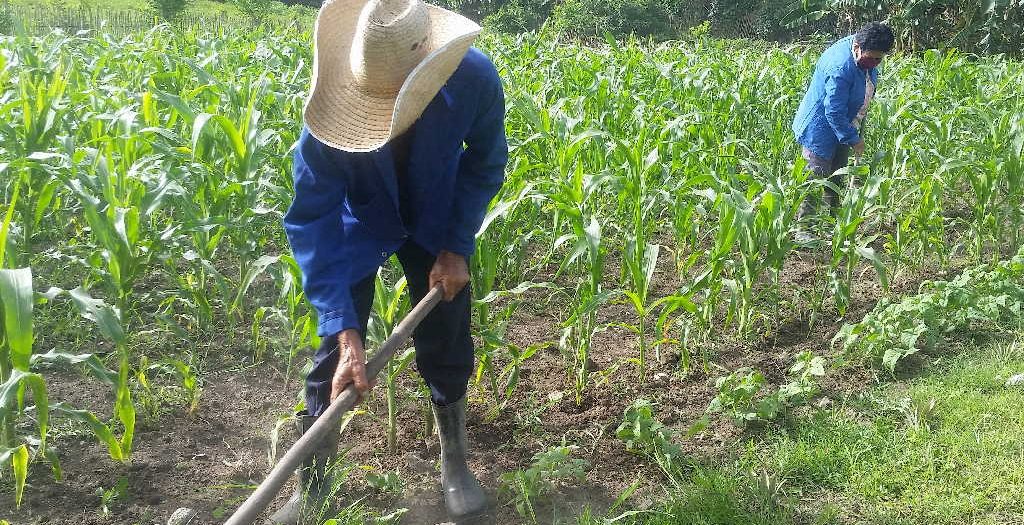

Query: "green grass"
<box><xmin>593</xmin><ymin>335</ymin><xmax>1024</xmax><ymax>525</ymax></box>
<box><xmin>741</xmin><ymin>336</ymin><xmax>1024</xmax><ymax>524</ymax></box>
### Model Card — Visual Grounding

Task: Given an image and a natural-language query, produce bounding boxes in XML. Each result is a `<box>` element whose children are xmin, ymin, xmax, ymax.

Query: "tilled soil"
<box><xmin>1</xmin><ymin>253</ymin><xmax>970</xmax><ymax>525</ymax></box>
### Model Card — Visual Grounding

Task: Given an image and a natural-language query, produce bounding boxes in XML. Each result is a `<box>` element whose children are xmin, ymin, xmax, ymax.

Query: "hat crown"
<box><xmin>350</xmin><ymin>0</ymin><xmax>431</xmax><ymax>96</ymax></box>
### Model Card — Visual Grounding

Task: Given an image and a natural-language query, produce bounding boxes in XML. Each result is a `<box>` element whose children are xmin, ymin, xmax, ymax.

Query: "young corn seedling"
<box><xmin>60</xmin><ymin>141</ymin><xmax>179</xmax><ymax>317</ymax></box>
<box><xmin>366</xmin><ymin>267</ymin><xmax>413</xmax><ymax>453</ymax></box>
<box><xmin>692</xmin><ymin>184</ymin><xmax>740</xmax><ymax>340</ymax></box>
<box><xmin>0</xmin><ymin>268</ymin><xmax>48</xmax><ymax>509</ymax></box>
<box><xmin>64</xmin><ymin>288</ymin><xmax>137</xmax><ymax>461</ymax></box>
<box><xmin>6</xmin><ymin>52</ymin><xmax>71</xmax><ymax>249</ymax></box>
<box><xmin>614</xmin><ymin>133</ymin><xmax>670</xmax><ymax>375</ymax></box>
<box><xmin>555</xmin><ymin>216</ymin><xmax>615</xmax><ymax>406</ymax></box>
<box><xmin>471</xmin><ymin>184</ymin><xmax>540</xmax><ymax>416</ymax></box>
<box><xmin>814</xmin><ymin>163</ymin><xmax>888</xmax><ymax>323</ymax></box>
<box><xmin>717</xmin><ymin>172</ymin><xmax>797</xmax><ymax>339</ymax></box>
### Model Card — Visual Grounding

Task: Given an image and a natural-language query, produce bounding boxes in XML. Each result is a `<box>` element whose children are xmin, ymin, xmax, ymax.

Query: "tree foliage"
<box><xmin>435</xmin><ymin>0</ymin><xmax>1022</xmax><ymax>56</ymax></box>
<box><xmin>146</xmin><ymin>0</ymin><xmax>191</xmax><ymax>22</ymax></box>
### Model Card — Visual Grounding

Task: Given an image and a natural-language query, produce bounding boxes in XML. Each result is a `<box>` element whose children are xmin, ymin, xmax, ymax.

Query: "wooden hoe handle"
<box><xmin>224</xmin><ymin>286</ymin><xmax>444</xmax><ymax>525</ymax></box>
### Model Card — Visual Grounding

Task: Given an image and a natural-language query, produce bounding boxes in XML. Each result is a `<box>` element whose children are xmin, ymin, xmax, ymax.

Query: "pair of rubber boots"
<box><xmin>267</xmin><ymin>397</ymin><xmax>486</xmax><ymax>524</ymax></box>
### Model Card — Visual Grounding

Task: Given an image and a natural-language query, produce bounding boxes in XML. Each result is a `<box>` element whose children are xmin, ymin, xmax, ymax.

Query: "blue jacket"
<box><xmin>793</xmin><ymin>35</ymin><xmax>880</xmax><ymax>160</ymax></box>
<box><xmin>284</xmin><ymin>48</ymin><xmax>508</xmax><ymax>337</ymax></box>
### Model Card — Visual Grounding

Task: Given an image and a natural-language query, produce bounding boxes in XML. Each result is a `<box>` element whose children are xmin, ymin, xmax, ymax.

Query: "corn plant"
<box><xmin>59</xmin><ymin>145</ymin><xmax>179</xmax><ymax>316</ymax></box>
<box><xmin>556</xmin><ymin>217</ymin><xmax>616</xmax><ymax>406</ymax></box>
<box><xmin>614</xmin><ymin>133</ymin><xmax>668</xmax><ymax>376</ymax></box>
<box><xmin>2</xmin><ymin>50</ymin><xmax>70</xmax><ymax>251</ymax></box>
<box><xmin>365</xmin><ymin>267</ymin><xmax>413</xmax><ymax>453</ymax></box>
<box><xmin>714</xmin><ymin>170</ymin><xmax>800</xmax><ymax>338</ymax></box>
<box><xmin>63</xmin><ymin>288</ymin><xmax>137</xmax><ymax>460</ymax></box>
<box><xmin>0</xmin><ymin>268</ymin><xmax>47</xmax><ymax>508</ymax></box>
<box><xmin>471</xmin><ymin>184</ymin><xmax>543</xmax><ymax>416</ymax></box>
<box><xmin>813</xmin><ymin>164</ymin><xmax>888</xmax><ymax>323</ymax></box>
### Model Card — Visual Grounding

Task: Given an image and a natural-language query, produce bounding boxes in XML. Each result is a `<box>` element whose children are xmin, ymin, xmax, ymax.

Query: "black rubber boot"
<box><xmin>794</xmin><ymin>195</ymin><xmax>820</xmax><ymax>245</ymax></box>
<box><xmin>266</xmin><ymin>413</ymin><xmax>340</xmax><ymax>525</ymax></box>
<box><xmin>433</xmin><ymin>397</ymin><xmax>487</xmax><ymax>522</ymax></box>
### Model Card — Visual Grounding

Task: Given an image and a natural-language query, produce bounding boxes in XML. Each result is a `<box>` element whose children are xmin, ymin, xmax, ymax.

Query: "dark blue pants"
<box><xmin>305</xmin><ymin>241</ymin><xmax>474</xmax><ymax>417</ymax></box>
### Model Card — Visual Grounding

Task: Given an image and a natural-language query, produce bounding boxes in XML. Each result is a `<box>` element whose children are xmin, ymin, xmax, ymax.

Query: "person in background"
<box><xmin>269</xmin><ymin>0</ymin><xmax>507</xmax><ymax>523</ymax></box>
<box><xmin>792</xmin><ymin>21</ymin><xmax>895</xmax><ymax>244</ymax></box>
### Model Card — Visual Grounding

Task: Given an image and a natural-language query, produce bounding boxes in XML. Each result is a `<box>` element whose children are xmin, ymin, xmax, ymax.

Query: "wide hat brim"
<box><xmin>304</xmin><ymin>0</ymin><xmax>481</xmax><ymax>153</ymax></box>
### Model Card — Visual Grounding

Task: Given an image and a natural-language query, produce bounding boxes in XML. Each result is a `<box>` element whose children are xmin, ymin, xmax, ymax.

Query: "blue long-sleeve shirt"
<box><xmin>793</xmin><ymin>36</ymin><xmax>880</xmax><ymax>160</ymax></box>
<box><xmin>284</xmin><ymin>48</ymin><xmax>508</xmax><ymax>337</ymax></box>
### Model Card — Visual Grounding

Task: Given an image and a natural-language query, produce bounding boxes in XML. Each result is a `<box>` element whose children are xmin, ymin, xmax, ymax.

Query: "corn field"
<box><xmin>1</xmin><ymin>23</ymin><xmax>1023</xmax><ymax>514</ymax></box>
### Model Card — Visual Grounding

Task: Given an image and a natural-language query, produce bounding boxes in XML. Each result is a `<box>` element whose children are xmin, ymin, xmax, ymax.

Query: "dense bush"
<box><xmin>146</xmin><ymin>0</ymin><xmax>192</xmax><ymax>21</ymax></box>
<box><xmin>548</xmin><ymin>0</ymin><xmax>677</xmax><ymax>39</ymax></box>
<box><xmin>234</xmin><ymin>0</ymin><xmax>276</xmax><ymax>22</ymax></box>
<box><xmin>432</xmin><ymin>0</ymin><xmax>1022</xmax><ymax>56</ymax></box>
<box><xmin>784</xmin><ymin>0</ymin><xmax>1024</xmax><ymax>56</ymax></box>
<box><xmin>482</xmin><ymin>0</ymin><xmax>554</xmax><ymax>33</ymax></box>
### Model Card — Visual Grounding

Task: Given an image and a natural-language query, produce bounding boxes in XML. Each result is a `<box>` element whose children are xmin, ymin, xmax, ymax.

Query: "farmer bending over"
<box><xmin>792</xmin><ymin>22</ymin><xmax>894</xmax><ymax>244</ymax></box>
<box><xmin>271</xmin><ymin>0</ymin><xmax>507</xmax><ymax>522</ymax></box>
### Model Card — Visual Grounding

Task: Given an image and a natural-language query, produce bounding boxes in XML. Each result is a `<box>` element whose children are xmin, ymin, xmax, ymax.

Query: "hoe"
<box><xmin>224</xmin><ymin>286</ymin><xmax>444</xmax><ymax>525</ymax></box>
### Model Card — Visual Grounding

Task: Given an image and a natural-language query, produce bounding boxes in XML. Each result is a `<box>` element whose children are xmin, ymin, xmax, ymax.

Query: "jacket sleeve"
<box><xmin>284</xmin><ymin>132</ymin><xmax>359</xmax><ymax>337</ymax></box>
<box><xmin>443</xmin><ymin>70</ymin><xmax>509</xmax><ymax>257</ymax></box>
<box><xmin>823</xmin><ymin>67</ymin><xmax>862</xmax><ymax>146</ymax></box>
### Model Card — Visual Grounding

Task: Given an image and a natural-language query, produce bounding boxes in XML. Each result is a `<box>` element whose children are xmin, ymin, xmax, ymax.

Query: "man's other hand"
<box><xmin>331</xmin><ymin>329</ymin><xmax>371</xmax><ymax>402</ymax></box>
<box><xmin>430</xmin><ymin>250</ymin><xmax>470</xmax><ymax>302</ymax></box>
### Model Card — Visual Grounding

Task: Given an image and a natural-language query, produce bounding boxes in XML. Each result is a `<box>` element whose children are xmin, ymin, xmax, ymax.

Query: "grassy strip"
<box><xmin>748</xmin><ymin>335</ymin><xmax>1023</xmax><ymax>524</ymax></box>
<box><xmin>584</xmin><ymin>334</ymin><xmax>1024</xmax><ymax>525</ymax></box>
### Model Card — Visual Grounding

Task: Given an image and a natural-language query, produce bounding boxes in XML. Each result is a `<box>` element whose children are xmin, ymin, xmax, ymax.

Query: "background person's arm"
<box><xmin>823</xmin><ymin>68</ymin><xmax>863</xmax><ymax>150</ymax></box>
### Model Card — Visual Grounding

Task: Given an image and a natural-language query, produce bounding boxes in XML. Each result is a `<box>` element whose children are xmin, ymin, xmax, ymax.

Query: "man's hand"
<box><xmin>852</xmin><ymin>140</ymin><xmax>866</xmax><ymax>159</ymax></box>
<box><xmin>430</xmin><ymin>250</ymin><xmax>470</xmax><ymax>302</ymax></box>
<box><xmin>331</xmin><ymin>329</ymin><xmax>371</xmax><ymax>402</ymax></box>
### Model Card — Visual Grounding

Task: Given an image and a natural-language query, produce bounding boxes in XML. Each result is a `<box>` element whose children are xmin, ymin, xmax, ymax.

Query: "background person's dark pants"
<box><xmin>305</xmin><ymin>241</ymin><xmax>474</xmax><ymax>417</ymax></box>
<box><xmin>799</xmin><ymin>144</ymin><xmax>851</xmax><ymax>218</ymax></box>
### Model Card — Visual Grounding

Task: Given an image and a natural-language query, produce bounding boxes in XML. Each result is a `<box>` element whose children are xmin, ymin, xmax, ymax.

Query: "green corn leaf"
<box><xmin>476</xmin><ymin>184</ymin><xmax>535</xmax><ymax>238</ymax></box>
<box><xmin>855</xmin><ymin>245</ymin><xmax>889</xmax><ymax>290</ymax></box>
<box><xmin>30</xmin><ymin>350</ymin><xmax>117</xmax><ymax>387</ymax></box>
<box><xmin>42</xmin><ymin>445</ymin><xmax>62</xmax><ymax>481</ymax></box>
<box><xmin>191</xmin><ymin>112</ymin><xmax>215</xmax><ymax>154</ymax></box>
<box><xmin>231</xmin><ymin>255</ymin><xmax>281</xmax><ymax>313</ymax></box>
<box><xmin>116</xmin><ymin>354</ymin><xmax>136</xmax><ymax>456</ymax></box>
<box><xmin>214</xmin><ymin>115</ymin><xmax>247</xmax><ymax>160</ymax></box>
<box><xmin>32</xmin><ymin>179</ymin><xmax>59</xmax><ymax>228</ymax></box>
<box><xmin>1</xmin><ymin>445</ymin><xmax>30</xmax><ymax>508</ymax></box>
<box><xmin>0</xmin><ymin>178</ymin><xmax>20</xmax><ymax>267</ymax></box>
<box><xmin>67</xmin><ymin>287</ymin><xmax>127</xmax><ymax>346</ymax></box>
<box><xmin>0</xmin><ymin>370</ymin><xmax>48</xmax><ymax>451</ymax></box>
<box><xmin>51</xmin><ymin>403</ymin><xmax>124</xmax><ymax>462</ymax></box>
<box><xmin>476</xmin><ymin>281</ymin><xmax>559</xmax><ymax>304</ymax></box>
<box><xmin>0</xmin><ymin>268</ymin><xmax>33</xmax><ymax>371</ymax></box>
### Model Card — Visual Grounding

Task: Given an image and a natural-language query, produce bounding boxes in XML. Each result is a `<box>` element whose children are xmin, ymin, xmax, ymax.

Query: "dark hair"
<box><xmin>854</xmin><ymin>22</ymin><xmax>895</xmax><ymax>52</ymax></box>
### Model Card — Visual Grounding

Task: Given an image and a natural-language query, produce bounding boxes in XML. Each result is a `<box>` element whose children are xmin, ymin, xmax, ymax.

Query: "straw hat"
<box><xmin>304</xmin><ymin>0</ymin><xmax>481</xmax><ymax>152</ymax></box>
